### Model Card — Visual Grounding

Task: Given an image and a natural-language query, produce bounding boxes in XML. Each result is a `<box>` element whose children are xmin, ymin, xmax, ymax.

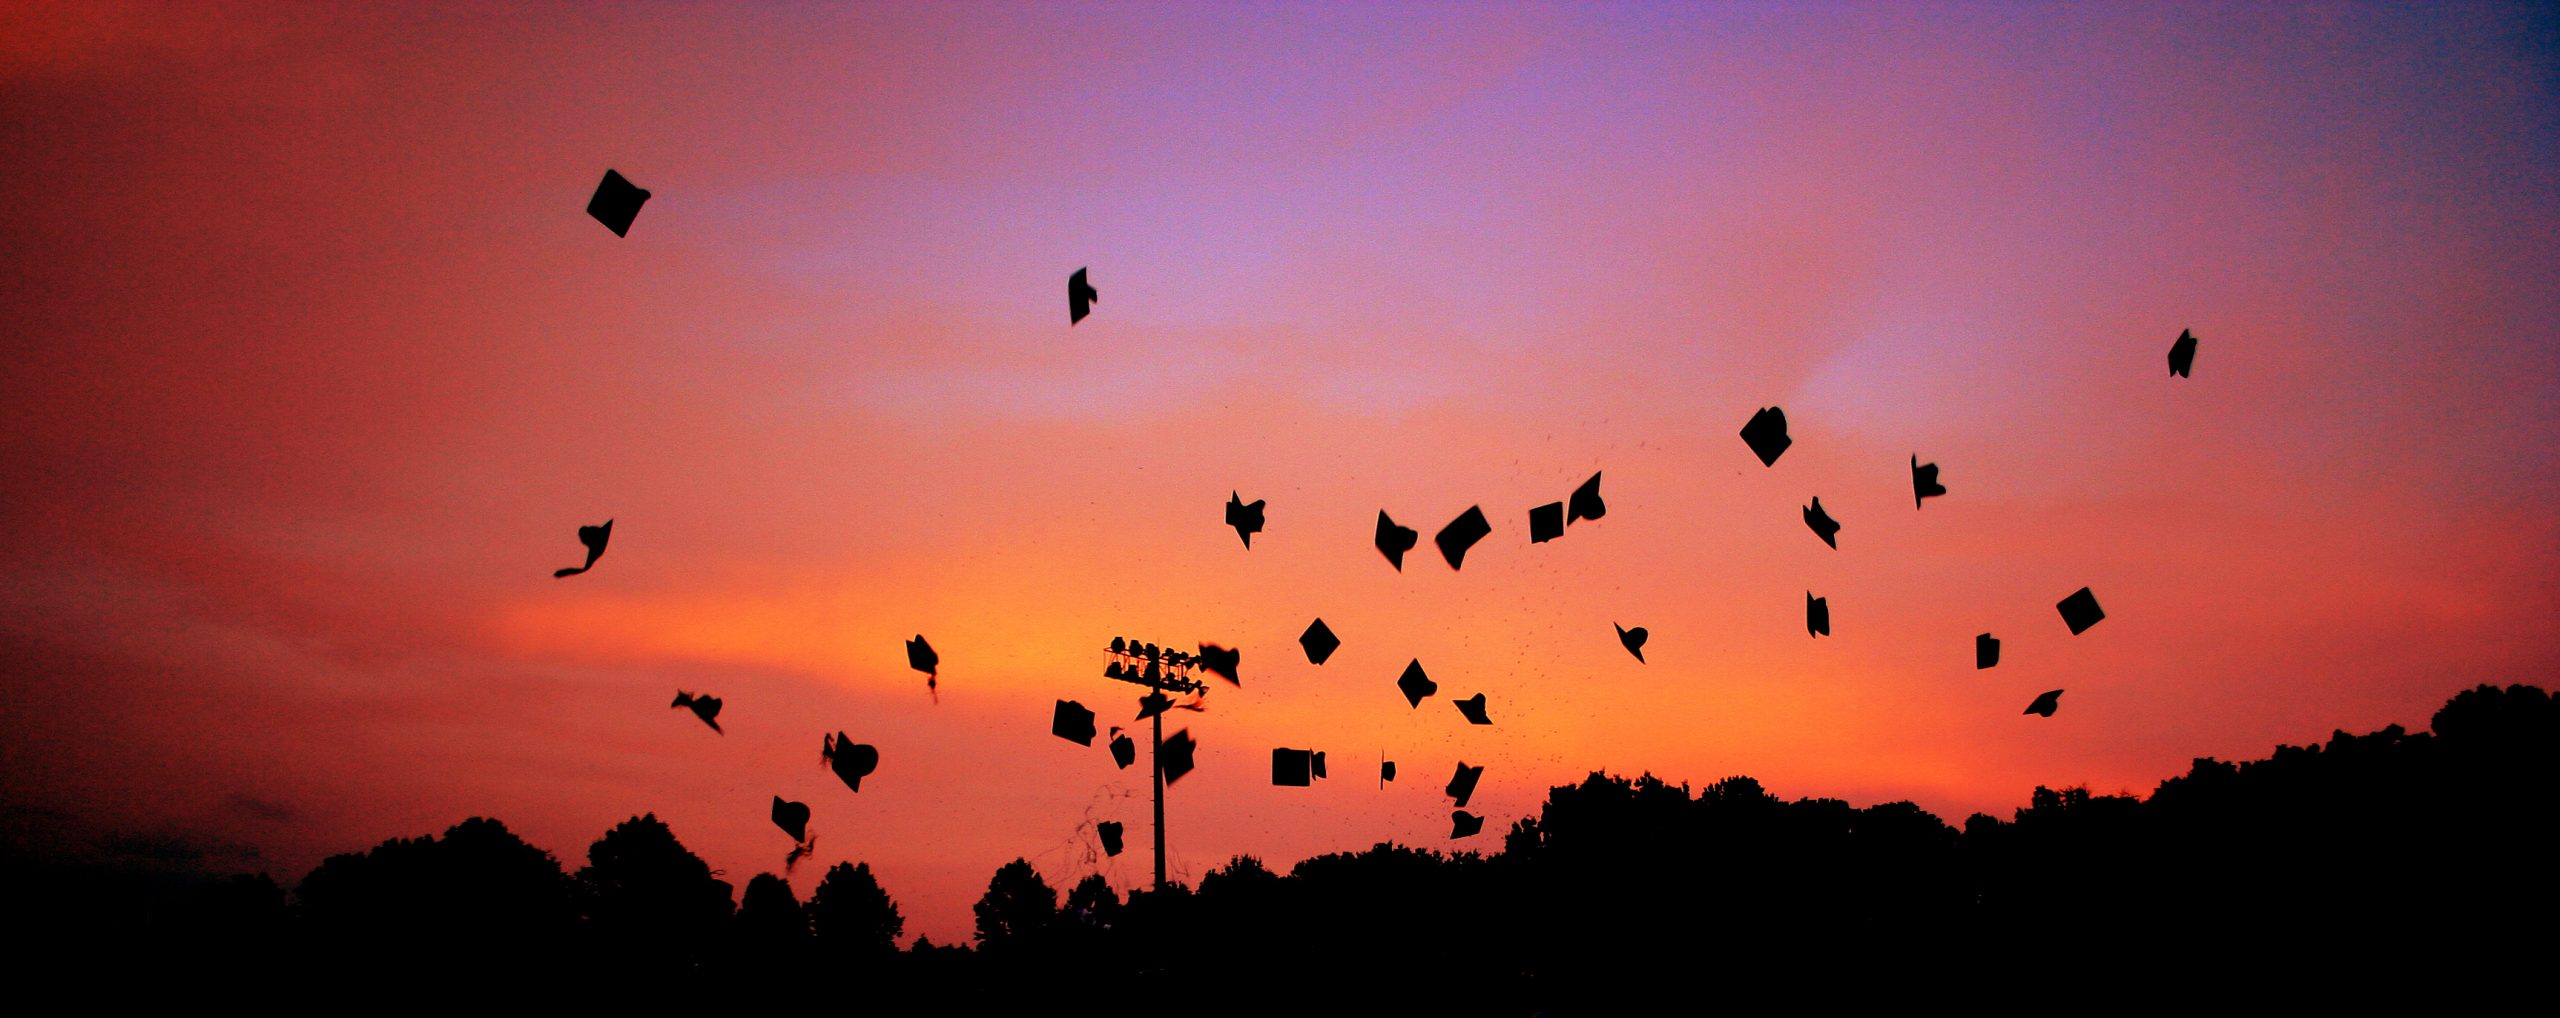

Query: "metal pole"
<box><xmin>1151</xmin><ymin>704</ymin><xmax>1167</xmax><ymax>893</ymax></box>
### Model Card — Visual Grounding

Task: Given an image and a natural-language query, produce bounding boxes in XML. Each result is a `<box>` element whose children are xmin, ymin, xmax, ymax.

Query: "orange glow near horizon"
<box><xmin>1</xmin><ymin>2</ymin><xmax>2553</xmax><ymax>945</ymax></box>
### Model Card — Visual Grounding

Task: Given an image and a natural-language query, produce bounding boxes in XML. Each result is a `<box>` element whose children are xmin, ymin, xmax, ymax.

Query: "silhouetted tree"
<box><xmin>735</xmin><ymin>873</ymin><xmax>808</xmax><ymax>941</ymax></box>
<box><xmin>807</xmin><ymin>861</ymin><xmax>903</xmax><ymax>959</ymax></box>
<box><xmin>971</xmin><ymin>858</ymin><xmax>1056</xmax><ymax>957</ymax></box>
<box><xmin>39</xmin><ymin>682</ymin><xmax>2559</xmax><ymax>1006</ymax></box>
<box><xmin>1062</xmin><ymin>872</ymin><xmax>1120</xmax><ymax>931</ymax></box>
<box><xmin>293</xmin><ymin>817</ymin><xmax>574</xmax><ymax>986</ymax></box>
<box><xmin>576</xmin><ymin>814</ymin><xmax>733</xmax><ymax>978</ymax></box>
<box><xmin>713</xmin><ymin>872</ymin><xmax>809</xmax><ymax>981</ymax></box>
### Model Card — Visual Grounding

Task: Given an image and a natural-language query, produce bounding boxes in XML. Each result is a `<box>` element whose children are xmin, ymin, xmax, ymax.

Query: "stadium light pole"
<box><xmin>1101</xmin><ymin>638</ymin><xmax>1206</xmax><ymax>893</ymax></box>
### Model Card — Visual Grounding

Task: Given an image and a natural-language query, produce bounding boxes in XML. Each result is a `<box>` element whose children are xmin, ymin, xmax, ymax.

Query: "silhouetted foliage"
<box><xmin>294</xmin><ymin>817</ymin><xmax>574</xmax><ymax>985</ymax></box>
<box><xmin>576</xmin><ymin>813</ymin><xmax>734</xmax><ymax>978</ymax></box>
<box><xmin>807</xmin><ymin>860</ymin><xmax>903</xmax><ymax>959</ymax></box>
<box><xmin>736</xmin><ymin>873</ymin><xmax>807</xmax><ymax>941</ymax></box>
<box><xmin>972</xmin><ymin>857</ymin><xmax>1057</xmax><ymax>958</ymax></box>
<box><xmin>35</xmin><ymin>684</ymin><xmax>2555</xmax><ymax>1007</ymax></box>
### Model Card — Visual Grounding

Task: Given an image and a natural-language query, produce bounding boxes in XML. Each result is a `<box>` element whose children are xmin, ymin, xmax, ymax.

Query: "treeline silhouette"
<box><xmin>11</xmin><ymin>684</ymin><xmax>2552</xmax><ymax>1008</ymax></box>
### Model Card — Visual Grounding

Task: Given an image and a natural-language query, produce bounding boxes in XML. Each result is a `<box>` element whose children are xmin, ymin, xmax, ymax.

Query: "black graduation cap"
<box><xmin>1446</xmin><ymin>762</ymin><xmax>1483</xmax><ymax>808</ymax></box>
<box><xmin>1225</xmin><ymin>492</ymin><xmax>1265</xmax><ymax>549</ymax></box>
<box><xmin>1807</xmin><ymin>593</ymin><xmax>1830</xmax><ymax>637</ymax></box>
<box><xmin>671</xmin><ymin>690</ymin><xmax>721</xmax><ymax>733</ymax></box>
<box><xmin>1381</xmin><ymin>760</ymin><xmax>1396</xmax><ymax>784</ymax></box>
<box><xmin>1529</xmin><ymin>502</ymin><xmax>1565</xmax><ymax>543</ymax></box>
<box><xmin>1913</xmin><ymin>456</ymin><xmax>1946</xmax><ymax>508</ymax></box>
<box><xmin>1803</xmin><ymin>497</ymin><xmax>1841</xmax><ymax>549</ymax></box>
<box><xmin>2024</xmin><ymin>689</ymin><xmax>2064</xmax><ymax>717</ymax></box>
<box><xmin>1196</xmin><ymin>644</ymin><xmax>1241</xmax><ymax>686</ymax></box>
<box><xmin>1375</xmin><ymin>511</ymin><xmax>1419</xmax><ymax>571</ymax></box>
<box><xmin>1053</xmin><ymin>700</ymin><xmax>1098</xmax><ymax>746</ymax></box>
<box><xmin>2169</xmin><ymin>328</ymin><xmax>2196</xmax><ymax>378</ymax></box>
<box><xmin>823</xmin><ymin>733</ymin><xmax>877</xmax><ymax>793</ymax></box>
<box><xmin>2058</xmin><ymin>587</ymin><xmax>2105</xmax><ymax>635</ymax></box>
<box><xmin>1396</xmin><ymin>660</ymin><xmax>1438</xmax><ymax>708</ymax></box>
<box><xmin>1069</xmin><ymin>267</ymin><xmax>1101</xmax><ymax>325</ymax></box>
<box><xmin>1299</xmin><ymin>618</ymin><xmax>1339</xmax><ymax>665</ymax></box>
<box><xmin>1568</xmin><ymin>471</ymin><xmax>1606</xmax><ymax>524</ymax></box>
<box><xmin>1311</xmin><ymin>751</ymin><xmax>1327</xmax><ymax>780</ymax></box>
<box><xmin>1450</xmin><ymin>811</ymin><xmax>1484</xmax><ymax>839</ymax></box>
<box><xmin>1976</xmin><ymin>633</ymin><xmax>2000</xmax><ymax>670</ymax></box>
<box><xmin>1097</xmin><ymin>820</ymin><xmax>1124</xmax><ymax>857</ymax></box>
<box><xmin>1159</xmin><ymin>730</ymin><xmax>1197</xmax><ymax>784</ymax></box>
<box><xmin>1135</xmin><ymin>691</ymin><xmax>1172</xmax><ymax>721</ymax></box>
<box><xmin>586</xmin><ymin>170</ymin><xmax>649</xmax><ymax>238</ymax></box>
<box><xmin>1452</xmin><ymin>693</ymin><xmax>1491</xmax><ymax>726</ymax></box>
<box><xmin>1615</xmin><ymin>623</ymin><xmax>1647</xmax><ymax>663</ymax></box>
<box><xmin>1741</xmin><ymin>407</ymin><xmax>1792</xmax><ymax>467</ymax></box>
<box><xmin>907</xmin><ymin>634</ymin><xmax>940</xmax><ymax>702</ymax></box>
<box><xmin>1272</xmin><ymin>748</ymin><xmax>1313</xmax><ymax>787</ymax></box>
<box><xmin>554</xmin><ymin>519</ymin><xmax>612</xmax><ymax>578</ymax></box>
<box><xmin>771</xmin><ymin>797</ymin><xmax>810</xmax><ymax>843</ymax></box>
<box><xmin>1109</xmin><ymin>729</ymin><xmax>1136</xmax><ymax>769</ymax></box>
<box><xmin>1435</xmin><ymin>506</ymin><xmax>1491</xmax><ymax>569</ymax></box>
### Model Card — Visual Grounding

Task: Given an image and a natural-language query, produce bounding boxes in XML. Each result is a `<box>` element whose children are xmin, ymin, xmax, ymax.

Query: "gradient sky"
<box><xmin>3</xmin><ymin>1</ymin><xmax>2554</xmax><ymax>945</ymax></box>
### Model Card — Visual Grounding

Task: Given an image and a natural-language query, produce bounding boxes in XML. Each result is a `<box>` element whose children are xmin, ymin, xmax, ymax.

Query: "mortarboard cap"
<box><xmin>1453</xmin><ymin>693</ymin><xmax>1491</xmax><ymax>726</ymax></box>
<box><xmin>1913</xmin><ymin>456</ymin><xmax>1946</xmax><ymax>508</ymax></box>
<box><xmin>771</xmin><ymin>797</ymin><xmax>810</xmax><ymax>843</ymax></box>
<box><xmin>1299</xmin><ymin>618</ymin><xmax>1339</xmax><ymax>665</ymax></box>
<box><xmin>1435</xmin><ymin>506</ymin><xmax>1491</xmax><ymax>569</ymax></box>
<box><xmin>2058</xmin><ymin>587</ymin><xmax>2105</xmax><ymax>635</ymax></box>
<box><xmin>1741</xmin><ymin>407</ymin><xmax>1792</xmax><ymax>467</ymax></box>
<box><xmin>1446</xmin><ymin>762</ymin><xmax>1483</xmax><ymax>808</ymax></box>
<box><xmin>1529</xmin><ymin>502</ymin><xmax>1565</xmax><ymax>543</ymax></box>
<box><xmin>1159</xmin><ymin>730</ymin><xmax>1197</xmax><ymax>784</ymax></box>
<box><xmin>1450</xmin><ymin>811</ymin><xmax>1484</xmax><ymax>839</ymax></box>
<box><xmin>1376</xmin><ymin>511</ymin><xmax>1419</xmax><ymax>570</ymax></box>
<box><xmin>906</xmin><ymin>635</ymin><xmax>938</xmax><ymax>675</ymax></box>
<box><xmin>1110</xmin><ymin>730</ymin><xmax>1136</xmax><ymax>769</ymax></box>
<box><xmin>1196</xmin><ymin>644</ymin><xmax>1241</xmax><ymax>686</ymax></box>
<box><xmin>671</xmin><ymin>690</ymin><xmax>722</xmax><ymax>733</ymax></box>
<box><xmin>1225</xmin><ymin>492</ymin><xmax>1264</xmax><ymax>549</ymax></box>
<box><xmin>2024</xmin><ymin>689</ymin><xmax>2064</xmax><ymax>717</ymax></box>
<box><xmin>1807</xmin><ymin>593</ymin><xmax>1830</xmax><ymax>637</ymax></box>
<box><xmin>824</xmin><ymin>733</ymin><xmax>878</xmax><ymax>793</ymax></box>
<box><xmin>1396</xmin><ymin>660</ymin><xmax>1438</xmax><ymax>709</ymax></box>
<box><xmin>1615</xmin><ymin>624</ymin><xmax>1647</xmax><ymax>663</ymax></box>
<box><xmin>554</xmin><ymin>519</ymin><xmax>612</xmax><ymax>578</ymax></box>
<box><xmin>1053</xmin><ymin>700</ymin><xmax>1098</xmax><ymax>746</ymax></box>
<box><xmin>1097</xmin><ymin>820</ymin><xmax>1124</xmax><ymax>857</ymax></box>
<box><xmin>587</xmin><ymin>170</ymin><xmax>649</xmax><ymax>238</ymax></box>
<box><xmin>2169</xmin><ymin>329</ymin><xmax>2196</xmax><ymax>378</ymax></box>
<box><xmin>1070</xmin><ymin>268</ymin><xmax>1098</xmax><ymax>325</ymax></box>
<box><xmin>1976</xmin><ymin>633</ymin><xmax>2000</xmax><ymax>670</ymax></box>
<box><xmin>1272</xmin><ymin>748</ymin><xmax>1313</xmax><ymax>787</ymax></box>
<box><xmin>1568</xmin><ymin>471</ymin><xmax>1606</xmax><ymax>524</ymax></box>
<box><xmin>1381</xmin><ymin>760</ymin><xmax>1396</xmax><ymax>784</ymax></box>
<box><xmin>1525</xmin><ymin>503</ymin><xmax>1566</xmax><ymax>544</ymax></box>
<box><xmin>1803</xmin><ymin>497</ymin><xmax>1841</xmax><ymax>549</ymax></box>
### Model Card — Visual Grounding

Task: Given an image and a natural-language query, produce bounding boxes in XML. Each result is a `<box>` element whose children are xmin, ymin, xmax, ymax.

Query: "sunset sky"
<box><xmin>3</xmin><ymin>2</ymin><xmax>2554</xmax><ymax>944</ymax></box>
